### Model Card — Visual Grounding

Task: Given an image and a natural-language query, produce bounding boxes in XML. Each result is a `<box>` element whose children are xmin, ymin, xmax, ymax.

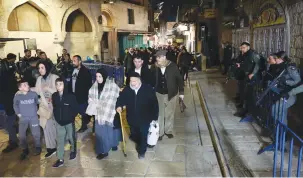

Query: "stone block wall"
<box><xmin>288</xmin><ymin>1</ymin><xmax>303</xmax><ymax>66</ymax></box>
<box><xmin>102</xmin><ymin>1</ymin><xmax>148</xmax><ymax>32</ymax></box>
<box><xmin>0</xmin><ymin>0</ymin><xmax>102</xmax><ymax>62</ymax></box>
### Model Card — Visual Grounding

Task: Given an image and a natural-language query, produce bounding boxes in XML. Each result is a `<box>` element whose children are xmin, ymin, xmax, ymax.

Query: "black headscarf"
<box><xmin>96</xmin><ymin>68</ymin><xmax>108</xmax><ymax>93</ymax></box>
<box><xmin>37</xmin><ymin>60</ymin><xmax>51</xmax><ymax>79</ymax></box>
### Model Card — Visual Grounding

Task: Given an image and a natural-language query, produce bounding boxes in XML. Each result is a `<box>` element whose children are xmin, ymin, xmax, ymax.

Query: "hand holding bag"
<box><xmin>147</xmin><ymin>120</ymin><xmax>159</xmax><ymax>146</ymax></box>
<box><xmin>37</xmin><ymin>103</ymin><xmax>52</xmax><ymax>120</ymax></box>
<box><xmin>86</xmin><ymin>101</ymin><xmax>98</xmax><ymax>116</ymax></box>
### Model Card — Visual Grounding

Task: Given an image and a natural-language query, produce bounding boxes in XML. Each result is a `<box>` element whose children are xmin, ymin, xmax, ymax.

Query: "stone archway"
<box><xmin>62</xmin><ymin>6</ymin><xmax>98</xmax><ymax>59</ymax></box>
<box><xmin>7</xmin><ymin>1</ymin><xmax>52</xmax><ymax>32</ymax></box>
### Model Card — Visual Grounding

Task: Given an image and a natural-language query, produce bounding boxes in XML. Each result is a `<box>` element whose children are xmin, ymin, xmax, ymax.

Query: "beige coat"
<box><xmin>35</xmin><ymin>74</ymin><xmax>58</xmax><ymax>128</ymax></box>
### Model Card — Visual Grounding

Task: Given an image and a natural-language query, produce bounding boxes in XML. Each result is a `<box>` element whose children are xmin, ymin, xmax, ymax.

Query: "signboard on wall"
<box><xmin>128</xmin><ymin>36</ymin><xmax>135</xmax><ymax>40</ymax></box>
<box><xmin>25</xmin><ymin>39</ymin><xmax>37</xmax><ymax>50</ymax></box>
<box><xmin>204</xmin><ymin>9</ymin><xmax>216</xmax><ymax>18</ymax></box>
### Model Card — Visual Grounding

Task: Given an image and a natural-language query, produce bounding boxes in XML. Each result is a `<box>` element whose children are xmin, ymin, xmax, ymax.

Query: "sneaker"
<box><xmin>20</xmin><ymin>149</ymin><xmax>29</xmax><ymax>161</ymax></box>
<box><xmin>166</xmin><ymin>134</ymin><xmax>174</xmax><ymax>139</ymax></box>
<box><xmin>45</xmin><ymin>148</ymin><xmax>57</xmax><ymax>158</ymax></box>
<box><xmin>112</xmin><ymin>146</ymin><xmax>118</xmax><ymax>151</ymax></box>
<box><xmin>2</xmin><ymin>143</ymin><xmax>18</xmax><ymax>153</ymax></box>
<box><xmin>96</xmin><ymin>153</ymin><xmax>108</xmax><ymax>160</ymax></box>
<box><xmin>33</xmin><ymin>147</ymin><xmax>42</xmax><ymax>156</ymax></box>
<box><xmin>69</xmin><ymin>152</ymin><xmax>77</xmax><ymax>160</ymax></box>
<box><xmin>138</xmin><ymin>154</ymin><xmax>145</xmax><ymax>159</ymax></box>
<box><xmin>52</xmin><ymin>159</ymin><xmax>64</xmax><ymax>168</ymax></box>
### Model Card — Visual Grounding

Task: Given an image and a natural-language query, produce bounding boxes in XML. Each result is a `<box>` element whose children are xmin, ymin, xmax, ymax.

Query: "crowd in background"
<box><xmin>0</xmin><ymin>45</ymin><xmax>191</xmax><ymax>168</ymax></box>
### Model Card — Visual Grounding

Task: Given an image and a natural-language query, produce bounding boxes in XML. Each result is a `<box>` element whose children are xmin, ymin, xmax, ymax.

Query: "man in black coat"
<box><xmin>126</xmin><ymin>55</ymin><xmax>153</xmax><ymax>86</ymax></box>
<box><xmin>116</xmin><ymin>72</ymin><xmax>159</xmax><ymax>159</ymax></box>
<box><xmin>70</xmin><ymin>55</ymin><xmax>92</xmax><ymax>132</ymax></box>
<box><xmin>0</xmin><ymin>53</ymin><xmax>19</xmax><ymax>153</ymax></box>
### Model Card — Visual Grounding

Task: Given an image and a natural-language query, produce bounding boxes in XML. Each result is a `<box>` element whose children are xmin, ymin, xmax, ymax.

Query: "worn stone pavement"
<box><xmin>1</xmin><ymin>71</ymin><xmax>302</xmax><ymax>177</ymax></box>
<box><xmin>190</xmin><ymin>71</ymin><xmax>303</xmax><ymax>177</ymax></box>
<box><xmin>0</xmin><ymin>78</ymin><xmax>221</xmax><ymax>177</ymax></box>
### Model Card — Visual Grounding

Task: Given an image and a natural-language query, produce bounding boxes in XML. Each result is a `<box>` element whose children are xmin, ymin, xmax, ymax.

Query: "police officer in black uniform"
<box><xmin>0</xmin><ymin>53</ymin><xmax>19</xmax><ymax>153</ymax></box>
<box><xmin>234</xmin><ymin>42</ymin><xmax>261</xmax><ymax>117</ymax></box>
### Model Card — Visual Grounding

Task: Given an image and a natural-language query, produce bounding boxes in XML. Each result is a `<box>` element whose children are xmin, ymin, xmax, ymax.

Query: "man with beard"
<box><xmin>69</xmin><ymin>55</ymin><xmax>92</xmax><ymax>132</ymax></box>
<box><xmin>234</xmin><ymin>42</ymin><xmax>260</xmax><ymax>117</ymax></box>
<box><xmin>116</xmin><ymin>72</ymin><xmax>159</xmax><ymax>159</ymax></box>
<box><xmin>22</xmin><ymin>49</ymin><xmax>34</xmax><ymax>61</ymax></box>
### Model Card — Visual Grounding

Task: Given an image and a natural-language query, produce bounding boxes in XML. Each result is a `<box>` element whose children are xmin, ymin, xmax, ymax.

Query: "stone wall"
<box><xmin>288</xmin><ymin>1</ymin><xmax>303</xmax><ymax>66</ymax></box>
<box><xmin>102</xmin><ymin>1</ymin><xmax>148</xmax><ymax>32</ymax></box>
<box><xmin>0</xmin><ymin>0</ymin><xmax>102</xmax><ymax>62</ymax></box>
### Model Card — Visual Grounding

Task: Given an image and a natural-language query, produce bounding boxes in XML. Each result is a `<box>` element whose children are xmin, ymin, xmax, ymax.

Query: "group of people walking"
<box><xmin>0</xmin><ymin>45</ymin><xmax>186</xmax><ymax>168</ymax></box>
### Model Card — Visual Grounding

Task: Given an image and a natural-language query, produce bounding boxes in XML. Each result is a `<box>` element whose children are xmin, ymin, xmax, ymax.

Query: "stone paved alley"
<box><xmin>0</xmin><ymin>71</ymin><xmax>302</xmax><ymax>177</ymax></box>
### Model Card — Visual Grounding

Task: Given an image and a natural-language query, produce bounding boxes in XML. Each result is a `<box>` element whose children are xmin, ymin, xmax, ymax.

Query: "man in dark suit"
<box><xmin>70</xmin><ymin>55</ymin><xmax>92</xmax><ymax>133</ymax></box>
<box><xmin>126</xmin><ymin>55</ymin><xmax>153</xmax><ymax>87</ymax></box>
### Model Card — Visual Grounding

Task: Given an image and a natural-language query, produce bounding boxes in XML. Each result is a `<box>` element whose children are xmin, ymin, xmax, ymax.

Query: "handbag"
<box><xmin>37</xmin><ymin>77</ymin><xmax>52</xmax><ymax>120</ymax></box>
<box><xmin>147</xmin><ymin>120</ymin><xmax>159</xmax><ymax>146</ymax></box>
<box><xmin>37</xmin><ymin>104</ymin><xmax>52</xmax><ymax>120</ymax></box>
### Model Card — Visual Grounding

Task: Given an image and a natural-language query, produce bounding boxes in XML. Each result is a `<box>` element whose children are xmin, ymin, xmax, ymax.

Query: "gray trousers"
<box><xmin>56</xmin><ymin>123</ymin><xmax>76</xmax><ymax>160</ymax></box>
<box><xmin>43</xmin><ymin>118</ymin><xmax>57</xmax><ymax>149</ymax></box>
<box><xmin>156</xmin><ymin>93</ymin><xmax>177</xmax><ymax>136</ymax></box>
<box><xmin>19</xmin><ymin>117</ymin><xmax>41</xmax><ymax>149</ymax></box>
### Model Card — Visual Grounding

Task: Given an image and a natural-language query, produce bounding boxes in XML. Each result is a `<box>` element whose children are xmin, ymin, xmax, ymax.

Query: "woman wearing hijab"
<box><xmin>88</xmin><ymin>68</ymin><xmax>121</xmax><ymax>160</ymax></box>
<box><xmin>34</xmin><ymin>60</ymin><xmax>59</xmax><ymax>158</ymax></box>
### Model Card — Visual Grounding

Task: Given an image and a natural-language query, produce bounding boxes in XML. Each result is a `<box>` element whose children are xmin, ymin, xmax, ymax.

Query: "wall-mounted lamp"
<box><xmin>104</xmin><ymin>0</ymin><xmax>116</xmax><ymax>4</ymax></box>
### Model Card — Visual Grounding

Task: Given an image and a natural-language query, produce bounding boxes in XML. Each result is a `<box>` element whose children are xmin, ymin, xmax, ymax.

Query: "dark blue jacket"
<box><xmin>116</xmin><ymin>84</ymin><xmax>159</xmax><ymax>127</ymax></box>
<box><xmin>52</xmin><ymin>91</ymin><xmax>79</xmax><ymax>126</ymax></box>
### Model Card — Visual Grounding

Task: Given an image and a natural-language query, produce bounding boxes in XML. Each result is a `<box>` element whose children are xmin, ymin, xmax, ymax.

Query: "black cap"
<box><xmin>7</xmin><ymin>53</ymin><xmax>16</xmax><ymax>60</ymax></box>
<box><xmin>129</xmin><ymin>72</ymin><xmax>141</xmax><ymax>79</ymax></box>
<box><xmin>154</xmin><ymin>50</ymin><xmax>167</xmax><ymax>57</ymax></box>
<box><xmin>240</xmin><ymin>42</ymin><xmax>250</xmax><ymax>46</ymax></box>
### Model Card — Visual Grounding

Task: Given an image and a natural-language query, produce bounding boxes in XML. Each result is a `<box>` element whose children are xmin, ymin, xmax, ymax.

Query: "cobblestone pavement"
<box><xmin>0</xmin><ymin>79</ymin><xmax>222</xmax><ymax>177</ymax></box>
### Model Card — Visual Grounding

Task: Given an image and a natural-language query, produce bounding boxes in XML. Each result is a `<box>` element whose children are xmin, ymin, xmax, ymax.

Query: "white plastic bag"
<box><xmin>147</xmin><ymin>120</ymin><xmax>159</xmax><ymax>146</ymax></box>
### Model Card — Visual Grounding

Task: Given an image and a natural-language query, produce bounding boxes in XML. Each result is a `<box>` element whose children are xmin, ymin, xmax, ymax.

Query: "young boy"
<box><xmin>52</xmin><ymin>77</ymin><xmax>79</xmax><ymax>168</ymax></box>
<box><xmin>13</xmin><ymin>79</ymin><xmax>41</xmax><ymax>160</ymax></box>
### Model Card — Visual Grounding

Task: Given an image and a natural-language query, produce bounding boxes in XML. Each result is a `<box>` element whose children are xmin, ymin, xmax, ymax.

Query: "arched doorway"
<box><xmin>7</xmin><ymin>2</ymin><xmax>51</xmax><ymax>32</ymax></box>
<box><xmin>101</xmin><ymin>10</ymin><xmax>116</xmax><ymax>62</ymax></box>
<box><xmin>65</xmin><ymin>9</ymin><xmax>92</xmax><ymax>32</ymax></box>
<box><xmin>63</xmin><ymin>8</ymin><xmax>94</xmax><ymax>58</ymax></box>
<box><xmin>252</xmin><ymin>2</ymin><xmax>286</xmax><ymax>57</ymax></box>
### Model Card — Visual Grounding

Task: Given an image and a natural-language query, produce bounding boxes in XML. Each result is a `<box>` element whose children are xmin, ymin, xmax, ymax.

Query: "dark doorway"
<box><xmin>101</xmin><ymin>32</ymin><xmax>109</xmax><ymax>62</ymax></box>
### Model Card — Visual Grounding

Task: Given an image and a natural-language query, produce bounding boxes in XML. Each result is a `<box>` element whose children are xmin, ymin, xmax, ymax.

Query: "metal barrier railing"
<box><xmin>82</xmin><ymin>62</ymin><xmax>124</xmax><ymax>88</ymax></box>
<box><xmin>238</xmin><ymin>72</ymin><xmax>302</xmax><ymax>177</ymax></box>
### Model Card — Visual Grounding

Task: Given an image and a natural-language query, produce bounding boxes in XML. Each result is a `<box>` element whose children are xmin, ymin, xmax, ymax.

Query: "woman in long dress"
<box><xmin>35</xmin><ymin>60</ymin><xmax>59</xmax><ymax>158</ymax></box>
<box><xmin>88</xmin><ymin>68</ymin><xmax>121</xmax><ymax>160</ymax></box>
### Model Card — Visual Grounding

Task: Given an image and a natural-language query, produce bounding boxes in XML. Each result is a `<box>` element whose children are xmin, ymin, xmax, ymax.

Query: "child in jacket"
<box><xmin>52</xmin><ymin>77</ymin><xmax>79</xmax><ymax>168</ymax></box>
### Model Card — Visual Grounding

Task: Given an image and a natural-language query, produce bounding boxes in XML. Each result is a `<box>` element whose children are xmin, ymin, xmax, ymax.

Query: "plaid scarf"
<box><xmin>88</xmin><ymin>79</ymin><xmax>120</xmax><ymax>126</ymax></box>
